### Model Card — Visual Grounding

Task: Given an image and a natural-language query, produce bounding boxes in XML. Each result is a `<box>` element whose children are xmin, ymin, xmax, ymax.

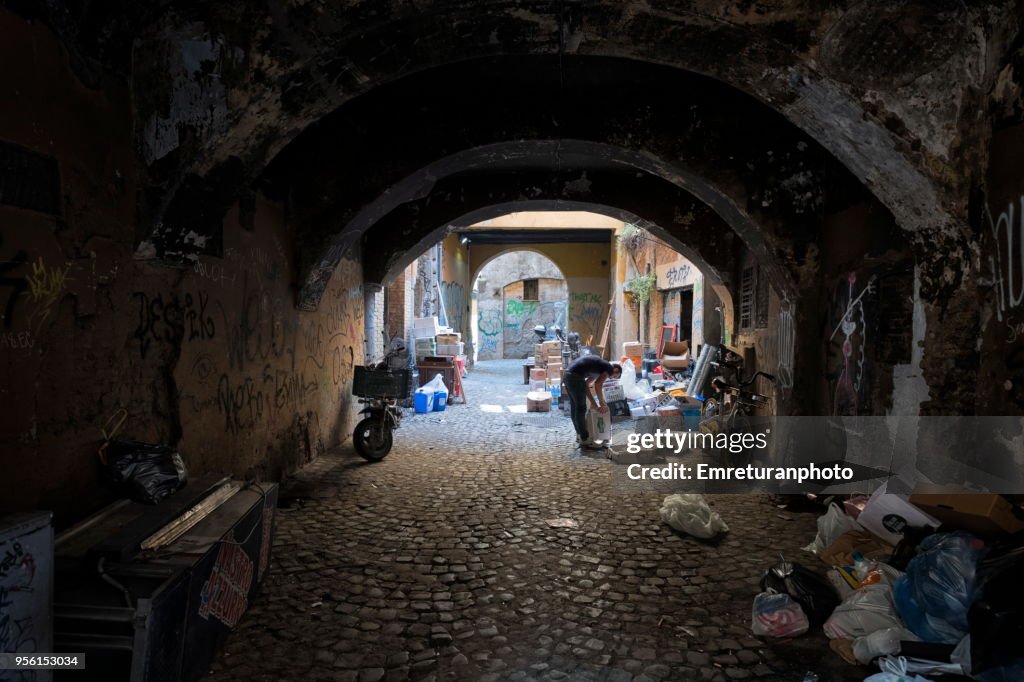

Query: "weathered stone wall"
<box><xmin>473</xmin><ymin>250</ymin><xmax>565</xmax><ymax>360</ymax></box>
<box><xmin>0</xmin><ymin>12</ymin><xmax>363</xmax><ymax>525</ymax></box>
<box><xmin>499</xmin><ymin>278</ymin><xmax>568</xmax><ymax>360</ymax></box>
<box><xmin>470</xmin><ymin>243</ymin><xmax>610</xmax><ymax>350</ymax></box>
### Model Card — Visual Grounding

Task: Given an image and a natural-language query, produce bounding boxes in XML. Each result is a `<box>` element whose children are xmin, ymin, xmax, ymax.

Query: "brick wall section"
<box><xmin>387</xmin><ymin>269</ymin><xmax>407</xmax><ymax>338</ymax></box>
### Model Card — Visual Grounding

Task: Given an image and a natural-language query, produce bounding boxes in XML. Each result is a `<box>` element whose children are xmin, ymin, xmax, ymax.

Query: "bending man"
<box><xmin>564</xmin><ymin>355</ymin><xmax>622</xmax><ymax>449</ymax></box>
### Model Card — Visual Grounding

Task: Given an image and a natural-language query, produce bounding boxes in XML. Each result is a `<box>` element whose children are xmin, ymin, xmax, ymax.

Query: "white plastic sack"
<box><xmin>620</xmin><ymin>359</ymin><xmax>647</xmax><ymax>400</ymax></box>
<box><xmin>425</xmin><ymin>374</ymin><xmax>448</xmax><ymax>393</ymax></box>
<box><xmin>751</xmin><ymin>591</ymin><xmax>809</xmax><ymax>638</ymax></box>
<box><xmin>853</xmin><ymin>627</ymin><xmax>918</xmax><ymax>664</ymax></box>
<box><xmin>659</xmin><ymin>494</ymin><xmax>729</xmax><ymax>539</ymax></box>
<box><xmin>804</xmin><ymin>503</ymin><xmax>862</xmax><ymax>555</ymax></box>
<box><xmin>863</xmin><ymin>656</ymin><xmax>933</xmax><ymax>682</ymax></box>
<box><xmin>586</xmin><ymin>408</ymin><xmax>612</xmax><ymax>443</ymax></box>
<box><xmin>825</xmin><ymin>583</ymin><xmax>904</xmax><ymax>640</ymax></box>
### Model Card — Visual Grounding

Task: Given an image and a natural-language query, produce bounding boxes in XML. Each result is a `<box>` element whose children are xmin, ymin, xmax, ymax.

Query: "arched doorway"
<box><xmin>471</xmin><ymin>250</ymin><xmax>568</xmax><ymax>361</ymax></box>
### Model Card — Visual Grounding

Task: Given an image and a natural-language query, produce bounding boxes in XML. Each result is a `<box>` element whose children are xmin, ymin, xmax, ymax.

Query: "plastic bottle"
<box><xmin>852</xmin><ymin>551</ymin><xmax>882</xmax><ymax>587</ymax></box>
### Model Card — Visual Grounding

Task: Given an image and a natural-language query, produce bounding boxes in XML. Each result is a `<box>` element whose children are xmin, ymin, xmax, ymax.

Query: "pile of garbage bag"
<box><xmin>748</xmin><ymin>489</ymin><xmax>1024</xmax><ymax>682</ymax></box>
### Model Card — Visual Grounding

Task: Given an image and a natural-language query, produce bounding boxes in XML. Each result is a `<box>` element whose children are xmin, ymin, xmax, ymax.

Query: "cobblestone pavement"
<box><xmin>208</xmin><ymin>360</ymin><xmax>866</xmax><ymax>682</ymax></box>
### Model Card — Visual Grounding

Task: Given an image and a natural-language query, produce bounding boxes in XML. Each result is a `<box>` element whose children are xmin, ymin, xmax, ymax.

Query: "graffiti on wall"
<box><xmin>986</xmin><ymin>195</ymin><xmax>1024</xmax><ymax>324</ymax></box>
<box><xmin>503</xmin><ymin>299</ymin><xmax>567</xmax><ymax>358</ymax></box>
<box><xmin>133</xmin><ymin>290</ymin><xmax>216</xmax><ymax>359</ymax></box>
<box><xmin>569</xmin><ymin>291</ymin><xmax>603</xmax><ymax>340</ymax></box>
<box><xmin>477</xmin><ymin>308</ymin><xmax>502</xmax><ymax>357</ymax></box>
<box><xmin>692</xmin><ymin>280</ymin><xmax>704</xmax><ymax>348</ymax></box>
<box><xmin>210</xmin><ymin>275</ymin><xmax>360</xmax><ymax>435</ymax></box>
<box><xmin>827</xmin><ymin>272</ymin><xmax>876</xmax><ymax>416</ymax></box>
<box><xmin>1</xmin><ymin>537</ymin><xmax>41</xmax><ymax>667</ymax></box>
<box><xmin>25</xmin><ymin>256</ymin><xmax>71</xmax><ymax>332</ymax></box>
<box><xmin>1</xmin><ymin>240</ymin><xmax>72</xmax><ymax>341</ymax></box>
<box><xmin>440</xmin><ymin>281</ymin><xmax>466</xmax><ymax>334</ymax></box>
<box><xmin>663</xmin><ymin>264</ymin><xmax>692</xmax><ymax>288</ymax></box>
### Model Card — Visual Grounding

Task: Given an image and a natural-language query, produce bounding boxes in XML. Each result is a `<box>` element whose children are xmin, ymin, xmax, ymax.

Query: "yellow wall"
<box><xmin>440</xmin><ymin>233</ymin><xmax>471</xmax><ymax>339</ymax></box>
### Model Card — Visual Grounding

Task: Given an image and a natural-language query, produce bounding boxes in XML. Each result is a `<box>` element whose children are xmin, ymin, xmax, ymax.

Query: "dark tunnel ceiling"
<box><xmin>251</xmin><ymin>54</ymin><xmax>898</xmax><ymax>305</ymax></box>
<box><xmin>260</xmin><ymin>54</ymin><xmax>876</xmax><ymax>221</ymax></box>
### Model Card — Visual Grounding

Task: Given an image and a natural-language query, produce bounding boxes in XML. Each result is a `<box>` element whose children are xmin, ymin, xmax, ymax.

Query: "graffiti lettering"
<box><xmin>0</xmin><ymin>332</ymin><xmax>33</xmax><ymax>350</ymax></box>
<box><xmin>504</xmin><ymin>298</ymin><xmax>537</xmax><ymax>319</ymax></box>
<box><xmin>221</xmin><ymin>273</ymin><xmax>293</xmax><ymax>371</ymax></box>
<box><xmin>193</xmin><ymin>259</ymin><xmax>237</xmax><ymax>287</ymax></box>
<box><xmin>25</xmin><ymin>256</ymin><xmax>72</xmax><ymax>332</ymax></box>
<box><xmin>217</xmin><ymin>374</ymin><xmax>264</xmax><ymax>434</ymax></box>
<box><xmin>987</xmin><ymin>195</ymin><xmax>1024</xmax><ymax>322</ymax></box>
<box><xmin>569</xmin><ymin>298</ymin><xmax>602</xmax><ymax>338</ymax></box>
<box><xmin>133</xmin><ymin>291</ymin><xmax>215</xmax><ymax>358</ymax></box>
<box><xmin>664</xmin><ymin>264</ymin><xmax>692</xmax><ymax>288</ymax></box>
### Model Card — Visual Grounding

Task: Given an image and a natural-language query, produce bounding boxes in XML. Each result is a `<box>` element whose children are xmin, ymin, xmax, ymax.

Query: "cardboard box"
<box><xmin>858</xmin><ymin>484</ymin><xmax>941</xmax><ymax>545</ymax></box>
<box><xmin>661</xmin><ymin>340</ymin><xmax>691</xmax><ymax>369</ymax></box>
<box><xmin>542</xmin><ymin>341</ymin><xmax>562</xmax><ymax>357</ymax></box>
<box><xmin>527</xmin><ymin>391</ymin><xmax>552</xmax><ymax>412</ymax></box>
<box><xmin>436</xmin><ymin>342</ymin><xmax>464</xmax><ymax>356</ymax></box>
<box><xmin>436</xmin><ymin>333</ymin><xmax>462</xmax><ymax>344</ymax></box>
<box><xmin>530</xmin><ymin>368</ymin><xmax>547</xmax><ymax>381</ymax></box>
<box><xmin>546</xmin><ymin>362</ymin><xmax>562</xmax><ymax>379</ymax></box>
<box><xmin>910</xmin><ymin>484</ymin><xmax>1024</xmax><ymax>537</ymax></box>
<box><xmin>414</xmin><ymin>316</ymin><xmax>440</xmax><ymax>332</ymax></box>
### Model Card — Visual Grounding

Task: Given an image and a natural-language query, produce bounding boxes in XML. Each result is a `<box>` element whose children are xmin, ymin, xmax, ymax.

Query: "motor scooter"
<box><xmin>351</xmin><ymin>341</ymin><xmax>411</xmax><ymax>461</ymax></box>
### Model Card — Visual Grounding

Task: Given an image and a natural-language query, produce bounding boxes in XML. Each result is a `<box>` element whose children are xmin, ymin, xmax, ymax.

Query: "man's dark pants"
<box><xmin>564</xmin><ymin>373</ymin><xmax>590</xmax><ymax>442</ymax></box>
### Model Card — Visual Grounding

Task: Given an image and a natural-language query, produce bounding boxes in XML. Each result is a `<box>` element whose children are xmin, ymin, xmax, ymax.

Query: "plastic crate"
<box><xmin>352</xmin><ymin>366</ymin><xmax>412</xmax><ymax>397</ymax></box>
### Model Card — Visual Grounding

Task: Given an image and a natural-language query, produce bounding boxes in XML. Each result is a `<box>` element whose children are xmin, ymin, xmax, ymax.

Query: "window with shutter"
<box><xmin>739</xmin><ymin>267</ymin><xmax>755</xmax><ymax>332</ymax></box>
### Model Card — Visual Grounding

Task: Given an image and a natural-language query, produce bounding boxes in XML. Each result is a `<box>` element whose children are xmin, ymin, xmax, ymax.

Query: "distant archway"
<box><xmin>472</xmin><ymin>250</ymin><xmax>568</xmax><ymax>361</ymax></box>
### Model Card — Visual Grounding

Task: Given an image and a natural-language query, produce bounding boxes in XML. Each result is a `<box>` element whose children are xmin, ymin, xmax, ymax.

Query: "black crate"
<box><xmin>352</xmin><ymin>366</ymin><xmax>412</xmax><ymax>397</ymax></box>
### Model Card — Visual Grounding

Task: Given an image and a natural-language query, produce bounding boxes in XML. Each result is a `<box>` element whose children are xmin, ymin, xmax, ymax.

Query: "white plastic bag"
<box><xmin>751</xmin><ymin>591</ymin><xmax>809</xmax><ymax>637</ymax></box>
<box><xmin>659</xmin><ymin>494</ymin><xmax>729</xmax><ymax>539</ymax></box>
<box><xmin>620</xmin><ymin>359</ymin><xmax>647</xmax><ymax>400</ymax></box>
<box><xmin>853</xmin><ymin>627</ymin><xmax>918</xmax><ymax>664</ymax></box>
<box><xmin>586</xmin><ymin>407</ymin><xmax>612</xmax><ymax>443</ymax></box>
<box><xmin>804</xmin><ymin>503</ymin><xmax>862</xmax><ymax>555</ymax></box>
<box><xmin>425</xmin><ymin>374</ymin><xmax>448</xmax><ymax>393</ymax></box>
<box><xmin>825</xmin><ymin>583</ymin><xmax>904</xmax><ymax>640</ymax></box>
<box><xmin>863</xmin><ymin>656</ymin><xmax>933</xmax><ymax>682</ymax></box>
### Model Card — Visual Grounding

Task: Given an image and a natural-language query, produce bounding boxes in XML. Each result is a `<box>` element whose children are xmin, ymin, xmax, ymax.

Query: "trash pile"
<box><xmin>607</xmin><ymin>357</ymin><xmax>701</xmax><ymax>428</ymax></box>
<box><xmin>752</xmin><ymin>486</ymin><xmax>1024</xmax><ymax>681</ymax></box>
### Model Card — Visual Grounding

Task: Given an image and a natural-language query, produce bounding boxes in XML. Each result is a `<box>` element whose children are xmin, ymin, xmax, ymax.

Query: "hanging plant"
<box><xmin>626</xmin><ymin>272</ymin><xmax>657</xmax><ymax>304</ymax></box>
<box><xmin>618</xmin><ymin>222</ymin><xmax>646</xmax><ymax>253</ymax></box>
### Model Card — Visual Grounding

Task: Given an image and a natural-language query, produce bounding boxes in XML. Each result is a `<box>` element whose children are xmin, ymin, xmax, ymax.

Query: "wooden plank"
<box><xmin>596</xmin><ymin>302</ymin><xmax>613</xmax><ymax>359</ymax></box>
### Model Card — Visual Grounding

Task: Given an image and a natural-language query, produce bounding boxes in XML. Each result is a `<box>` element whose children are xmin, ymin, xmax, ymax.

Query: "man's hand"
<box><xmin>598</xmin><ymin>404</ymin><xmax>609</xmax><ymax>414</ymax></box>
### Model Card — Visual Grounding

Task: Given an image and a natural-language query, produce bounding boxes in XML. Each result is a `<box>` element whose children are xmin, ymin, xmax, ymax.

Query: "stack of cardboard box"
<box><xmin>435</xmin><ymin>332</ymin><xmax>464</xmax><ymax>357</ymax></box>
<box><xmin>545</xmin><ymin>342</ymin><xmax>563</xmax><ymax>385</ymax></box>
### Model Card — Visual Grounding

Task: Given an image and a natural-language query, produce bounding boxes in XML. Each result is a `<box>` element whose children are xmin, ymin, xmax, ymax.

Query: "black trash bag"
<box><xmin>760</xmin><ymin>557</ymin><xmax>840</xmax><ymax>626</ymax></box>
<box><xmin>103</xmin><ymin>439</ymin><xmax>187</xmax><ymax>504</ymax></box>
<box><xmin>968</xmin><ymin>532</ymin><xmax>1024</xmax><ymax>677</ymax></box>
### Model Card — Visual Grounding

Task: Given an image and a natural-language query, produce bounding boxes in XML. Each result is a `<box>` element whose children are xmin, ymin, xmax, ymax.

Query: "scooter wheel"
<box><xmin>353</xmin><ymin>417</ymin><xmax>393</xmax><ymax>461</ymax></box>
